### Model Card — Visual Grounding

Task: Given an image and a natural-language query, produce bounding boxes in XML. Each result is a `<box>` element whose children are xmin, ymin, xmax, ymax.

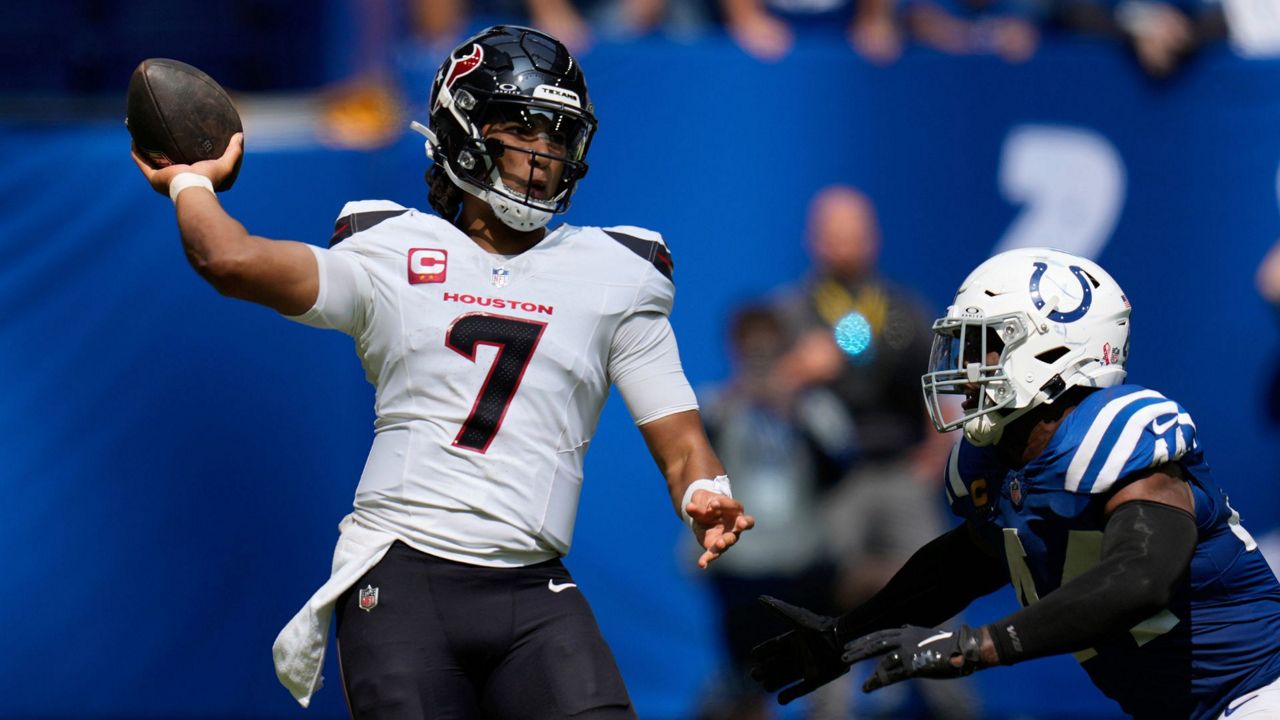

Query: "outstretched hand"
<box><xmin>687</xmin><ymin>489</ymin><xmax>754</xmax><ymax>569</ymax></box>
<box><xmin>748</xmin><ymin>595</ymin><xmax>849</xmax><ymax>704</ymax></box>
<box><xmin>842</xmin><ymin>624</ymin><xmax>985</xmax><ymax>692</ymax></box>
<box><xmin>131</xmin><ymin>132</ymin><xmax>243</xmax><ymax>196</ymax></box>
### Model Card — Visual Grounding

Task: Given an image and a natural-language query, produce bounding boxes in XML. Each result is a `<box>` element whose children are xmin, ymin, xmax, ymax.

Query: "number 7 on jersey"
<box><xmin>446</xmin><ymin>313</ymin><xmax>547</xmax><ymax>453</ymax></box>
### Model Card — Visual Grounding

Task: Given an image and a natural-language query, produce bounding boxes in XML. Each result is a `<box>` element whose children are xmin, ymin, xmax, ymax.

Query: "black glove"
<box><xmin>748</xmin><ymin>595</ymin><xmax>850</xmax><ymax>704</ymax></box>
<box><xmin>842</xmin><ymin>624</ymin><xmax>985</xmax><ymax>692</ymax></box>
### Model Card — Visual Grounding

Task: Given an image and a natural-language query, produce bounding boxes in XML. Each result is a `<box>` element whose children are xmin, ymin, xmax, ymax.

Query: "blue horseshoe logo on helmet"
<box><xmin>1029</xmin><ymin>262</ymin><xmax>1092</xmax><ymax>323</ymax></box>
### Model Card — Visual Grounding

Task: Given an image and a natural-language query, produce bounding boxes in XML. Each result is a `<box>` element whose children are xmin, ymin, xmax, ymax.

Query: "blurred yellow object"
<box><xmin>318</xmin><ymin>77</ymin><xmax>404</xmax><ymax>150</ymax></box>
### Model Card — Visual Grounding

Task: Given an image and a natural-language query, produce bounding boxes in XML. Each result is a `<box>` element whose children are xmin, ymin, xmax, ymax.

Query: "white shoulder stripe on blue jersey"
<box><xmin>1092</xmin><ymin>400</ymin><xmax>1181</xmax><ymax>494</ymax></box>
<box><xmin>1065</xmin><ymin>389</ymin><xmax>1164</xmax><ymax>492</ymax></box>
<box><xmin>946</xmin><ymin>441</ymin><xmax>966</xmax><ymax>503</ymax></box>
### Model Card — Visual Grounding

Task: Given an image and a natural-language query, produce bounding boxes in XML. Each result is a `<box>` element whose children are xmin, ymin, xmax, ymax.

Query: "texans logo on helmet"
<box><xmin>444</xmin><ymin>45</ymin><xmax>483</xmax><ymax>93</ymax></box>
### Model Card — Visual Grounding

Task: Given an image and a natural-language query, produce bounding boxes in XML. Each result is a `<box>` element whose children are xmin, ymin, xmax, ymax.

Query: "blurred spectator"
<box><xmin>903</xmin><ymin>0</ymin><xmax>1043</xmax><ymax>62</ymax></box>
<box><xmin>523</xmin><ymin>0</ymin><xmax>595</xmax><ymax>51</ymax></box>
<box><xmin>319</xmin><ymin>0</ymin><xmax>413</xmax><ymax>149</ymax></box>
<box><xmin>414</xmin><ymin>0</ymin><xmax>468</xmax><ymax>45</ymax></box>
<box><xmin>1256</xmin><ymin>241</ymin><xmax>1280</xmax><ymax>583</ymax></box>
<box><xmin>319</xmin><ymin>0</ymin><xmax>611</xmax><ymax>149</ymax></box>
<box><xmin>420</xmin><ymin>0</ymin><xmax>708</xmax><ymax>52</ymax></box>
<box><xmin>851</xmin><ymin>0</ymin><xmax>907</xmax><ymax>62</ymax></box>
<box><xmin>719</xmin><ymin>0</ymin><xmax>904</xmax><ymax>63</ymax></box>
<box><xmin>697</xmin><ymin>304</ymin><xmax>854</xmax><ymax>720</ymax></box>
<box><xmin>1257</xmin><ymin>238</ymin><xmax>1280</xmax><ymax>426</ymax></box>
<box><xmin>771</xmin><ymin>185</ymin><xmax>977</xmax><ymax>718</ymax></box>
<box><xmin>1056</xmin><ymin>0</ymin><xmax>1228</xmax><ymax>78</ymax></box>
<box><xmin>582</xmin><ymin>0</ymin><xmax>716</xmax><ymax>39</ymax></box>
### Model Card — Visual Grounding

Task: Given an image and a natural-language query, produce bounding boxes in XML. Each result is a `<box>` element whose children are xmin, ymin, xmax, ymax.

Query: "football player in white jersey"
<box><xmin>132</xmin><ymin>25</ymin><xmax>754</xmax><ymax>720</ymax></box>
<box><xmin>749</xmin><ymin>248</ymin><xmax>1280</xmax><ymax>720</ymax></box>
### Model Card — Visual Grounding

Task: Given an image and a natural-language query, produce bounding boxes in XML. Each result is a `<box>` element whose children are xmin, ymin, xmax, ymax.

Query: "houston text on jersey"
<box><xmin>442</xmin><ymin>292</ymin><xmax>554</xmax><ymax>316</ymax></box>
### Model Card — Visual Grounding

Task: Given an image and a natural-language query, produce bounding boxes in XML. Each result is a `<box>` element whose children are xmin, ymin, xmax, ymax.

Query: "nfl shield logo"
<box><xmin>358</xmin><ymin>584</ymin><xmax>379</xmax><ymax>612</ymax></box>
<box><xmin>491</xmin><ymin>267</ymin><xmax>510</xmax><ymax>288</ymax></box>
<box><xmin>1009</xmin><ymin>477</ymin><xmax>1023</xmax><ymax>509</ymax></box>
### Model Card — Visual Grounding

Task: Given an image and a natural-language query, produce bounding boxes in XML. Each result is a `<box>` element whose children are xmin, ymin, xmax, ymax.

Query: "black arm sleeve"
<box><xmin>986</xmin><ymin>500</ymin><xmax>1197</xmax><ymax>665</ymax></box>
<box><xmin>833</xmin><ymin>521</ymin><xmax>1010</xmax><ymax>644</ymax></box>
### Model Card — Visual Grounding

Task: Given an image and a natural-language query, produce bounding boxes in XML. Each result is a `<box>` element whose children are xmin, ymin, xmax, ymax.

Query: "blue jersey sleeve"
<box><xmin>1059</xmin><ymin>387</ymin><xmax>1199</xmax><ymax>496</ymax></box>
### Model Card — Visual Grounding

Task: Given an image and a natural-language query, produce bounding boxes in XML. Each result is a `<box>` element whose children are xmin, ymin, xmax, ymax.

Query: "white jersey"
<box><xmin>286</xmin><ymin>201</ymin><xmax>696</xmax><ymax>567</ymax></box>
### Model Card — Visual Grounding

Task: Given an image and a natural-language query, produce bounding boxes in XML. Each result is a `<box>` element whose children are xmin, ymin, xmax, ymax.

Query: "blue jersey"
<box><xmin>945</xmin><ymin>385</ymin><xmax>1280</xmax><ymax>720</ymax></box>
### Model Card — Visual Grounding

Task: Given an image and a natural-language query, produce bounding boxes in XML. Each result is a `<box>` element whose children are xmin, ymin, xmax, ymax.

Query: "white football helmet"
<box><xmin>921</xmin><ymin>247</ymin><xmax>1131</xmax><ymax>446</ymax></box>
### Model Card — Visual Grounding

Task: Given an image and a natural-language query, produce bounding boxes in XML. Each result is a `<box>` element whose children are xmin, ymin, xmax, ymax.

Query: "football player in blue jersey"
<box><xmin>750</xmin><ymin>247</ymin><xmax>1280</xmax><ymax>719</ymax></box>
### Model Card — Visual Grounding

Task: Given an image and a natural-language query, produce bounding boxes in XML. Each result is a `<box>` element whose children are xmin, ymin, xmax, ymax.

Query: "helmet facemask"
<box><xmin>469</xmin><ymin>99</ymin><xmax>593</xmax><ymax>229</ymax></box>
<box><xmin>923</xmin><ymin>313</ymin><xmax>1032</xmax><ymax>446</ymax></box>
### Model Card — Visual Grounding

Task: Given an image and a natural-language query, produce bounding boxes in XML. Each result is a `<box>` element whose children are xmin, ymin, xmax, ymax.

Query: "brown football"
<box><xmin>126</xmin><ymin>58</ymin><xmax>242</xmax><ymax>191</ymax></box>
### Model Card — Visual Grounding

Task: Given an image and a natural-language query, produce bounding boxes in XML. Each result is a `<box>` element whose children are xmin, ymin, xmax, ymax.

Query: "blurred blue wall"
<box><xmin>3</xmin><ymin>36</ymin><xmax>1280</xmax><ymax>719</ymax></box>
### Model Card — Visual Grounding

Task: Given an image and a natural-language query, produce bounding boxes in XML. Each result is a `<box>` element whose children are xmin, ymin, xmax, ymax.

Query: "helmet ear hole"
<box><xmin>1035</xmin><ymin>347</ymin><xmax>1070</xmax><ymax>364</ymax></box>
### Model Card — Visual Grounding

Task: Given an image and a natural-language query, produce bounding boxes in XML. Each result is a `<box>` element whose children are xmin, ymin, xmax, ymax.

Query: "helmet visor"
<box><xmin>484</xmin><ymin>100</ymin><xmax>594</xmax><ymax>160</ymax></box>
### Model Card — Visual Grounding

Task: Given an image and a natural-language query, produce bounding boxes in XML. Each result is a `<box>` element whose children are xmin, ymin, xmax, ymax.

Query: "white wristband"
<box><xmin>169</xmin><ymin>172</ymin><xmax>215</xmax><ymax>205</ymax></box>
<box><xmin>681</xmin><ymin>475</ymin><xmax>733</xmax><ymax>529</ymax></box>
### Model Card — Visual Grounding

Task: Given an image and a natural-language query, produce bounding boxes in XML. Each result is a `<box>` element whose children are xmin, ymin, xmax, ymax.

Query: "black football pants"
<box><xmin>335</xmin><ymin>541</ymin><xmax>637</xmax><ymax>720</ymax></box>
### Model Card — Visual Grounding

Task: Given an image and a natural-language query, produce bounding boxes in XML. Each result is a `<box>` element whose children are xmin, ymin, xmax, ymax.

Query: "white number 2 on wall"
<box><xmin>994</xmin><ymin>125</ymin><xmax>1127</xmax><ymax>260</ymax></box>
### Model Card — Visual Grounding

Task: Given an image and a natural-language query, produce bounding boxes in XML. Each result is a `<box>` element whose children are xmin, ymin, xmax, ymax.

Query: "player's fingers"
<box><xmin>757</xmin><ymin>595</ymin><xmax>806</xmax><ymax>625</ymax></box>
<box><xmin>213</xmin><ymin>132</ymin><xmax>244</xmax><ymax>172</ymax></box>
<box><xmin>735</xmin><ymin>514</ymin><xmax>755</xmax><ymax>532</ymax></box>
<box><xmin>778</xmin><ymin>679</ymin><xmax>820</xmax><ymax>705</ymax></box>
<box><xmin>748</xmin><ymin>646</ymin><xmax>792</xmax><ymax>684</ymax></box>
<box><xmin>841</xmin><ymin>629</ymin><xmax>900</xmax><ymax>664</ymax></box>
<box><xmin>130</xmin><ymin>145</ymin><xmax>151</xmax><ymax>174</ymax></box>
<box><xmin>862</xmin><ymin>654</ymin><xmax>904</xmax><ymax>692</ymax></box>
<box><xmin>757</xmin><ymin>666</ymin><xmax>799</xmax><ymax>692</ymax></box>
<box><xmin>748</xmin><ymin>631</ymin><xmax>787</xmax><ymax>662</ymax></box>
<box><xmin>130</xmin><ymin>147</ymin><xmax>176</xmax><ymax>195</ymax></box>
<box><xmin>753</xmin><ymin>659</ymin><xmax>800</xmax><ymax>692</ymax></box>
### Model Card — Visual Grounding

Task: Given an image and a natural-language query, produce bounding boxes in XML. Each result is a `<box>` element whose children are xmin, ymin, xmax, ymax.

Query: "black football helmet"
<box><xmin>414</xmin><ymin>25</ymin><xmax>597</xmax><ymax>231</ymax></box>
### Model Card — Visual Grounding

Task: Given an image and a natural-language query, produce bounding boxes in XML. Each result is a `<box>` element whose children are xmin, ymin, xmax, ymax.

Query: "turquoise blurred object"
<box><xmin>835</xmin><ymin>311</ymin><xmax>872</xmax><ymax>357</ymax></box>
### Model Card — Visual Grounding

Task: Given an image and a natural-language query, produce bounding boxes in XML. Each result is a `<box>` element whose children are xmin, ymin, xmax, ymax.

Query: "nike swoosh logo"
<box><xmin>917</xmin><ymin>631</ymin><xmax>953</xmax><ymax>647</ymax></box>
<box><xmin>1225</xmin><ymin>694</ymin><xmax>1259</xmax><ymax>716</ymax></box>
<box><xmin>548</xmin><ymin>579</ymin><xmax>577</xmax><ymax>593</ymax></box>
<box><xmin>1151</xmin><ymin>415</ymin><xmax>1179</xmax><ymax>435</ymax></box>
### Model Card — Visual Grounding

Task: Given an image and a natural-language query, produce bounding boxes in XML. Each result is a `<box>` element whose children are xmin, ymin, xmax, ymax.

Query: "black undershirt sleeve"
<box><xmin>986</xmin><ymin>500</ymin><xmax>1197</xmax><ymax>664</ymax></box>
<box><xmin>833</xmin><ymin>521</ymin><xmax>1010</xmax><ymax>644</ymax></box>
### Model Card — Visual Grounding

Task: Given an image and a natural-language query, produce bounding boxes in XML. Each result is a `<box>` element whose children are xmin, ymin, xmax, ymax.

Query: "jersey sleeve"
<box><xmin>281</xmin><ymin>244</ymin><xmax>373</xmax><ymax>336</ymax></box>
<box><xmin>281</xmin><ymin>200</ymin><xmax>399</xmax><ymax>335</ymax></box>
<box><xmin>1062</xmin><ymin>389</ymin><xmax>1198</xmax><ymax>496</ymax></box>
<box><xmin>603</xmin><ymin>225</ymin><xmax>675</xmax><ymax>316</ymax></box>
<box><xmin>608</xmin><ymin>311</ymin><xmax>698</xmax><ymax>425</ymax></box>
